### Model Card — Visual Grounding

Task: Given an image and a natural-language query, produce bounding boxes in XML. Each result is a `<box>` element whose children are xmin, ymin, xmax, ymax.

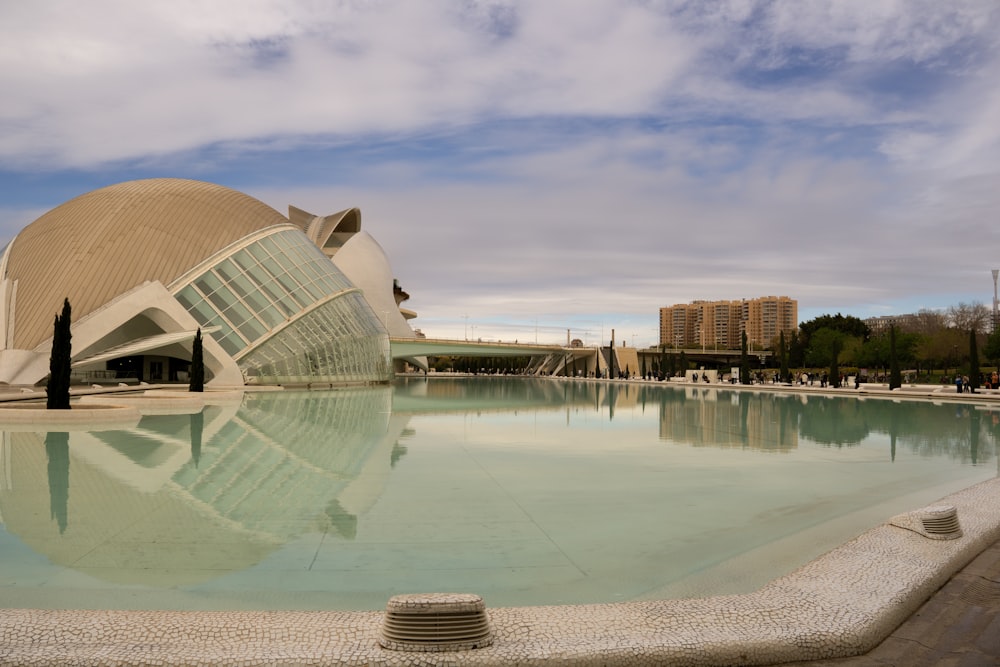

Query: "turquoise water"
<box><xmin>0</xmin><ymin>377</ymin><xmax>996</xmax><ymax>611</ymax></box>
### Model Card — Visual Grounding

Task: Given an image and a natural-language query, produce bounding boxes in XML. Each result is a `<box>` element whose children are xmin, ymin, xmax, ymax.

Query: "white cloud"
<box><xmin>1</xmin><ymin>0</ymin><xmax>999</xmax><ymax>346</ymax></box>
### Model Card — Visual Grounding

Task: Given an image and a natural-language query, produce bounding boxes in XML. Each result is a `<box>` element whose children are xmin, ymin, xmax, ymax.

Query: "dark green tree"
<box><xmin>856</xmin><ymin>335</ymin><xmax>889</xmax><ymax>376</ymax></box>
<box><xmin>806</xmin><ymin>328</ymin><xmax>851</xmax><ymax>368</ymax></box>
<box><xmin>799</xmin><ymin>313</ymin><xmax>870</xmax><ymax>342</ymax></box>
<box><xmin>968</xmin><ymin>328</ymin><xmax>980</xmax><ymax>392</ymax></box>
<box><xmin>779</xmin><ymin>331</ymin><xmax>789</xmax><ymax>383</ymax></box>
<box><xmin>740</xmin><ymin>331</ymin><xmax>751</xmax><ymax>384</ymax></box>
<box><xmin>189</xmin><ymin>328</ymin><xmax>205</xmax><ymax>392</ymax></box>
<box><xmin>788</xmin><ymin>331</ymin><xmax>805</xmax><ymax>368</ymax></box>
<box><xmin>46</xmin><ymin>298</ymin><xmax>72</xmax><ymax>410</ymax></box>
<box><xmin>984</xmin><ymin>327</ymin><xmax>1000</xmax><ymax>373</ymax></box>
<box><xmin>888</xmin><ymin>325</ymin><xmax>902</xmax><ymax>390</ymax></box>
<box><xmin>828</xmin><ymin>337</ymin><xmax>842</xmax><ymax>388</ymax></box>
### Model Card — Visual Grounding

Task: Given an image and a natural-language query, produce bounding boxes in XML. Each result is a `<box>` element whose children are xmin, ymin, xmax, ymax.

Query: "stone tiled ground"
<box><xmin>778</xmin><ymin>537</ymin><xmax>1000</xmax><ymax>667</ymax></box>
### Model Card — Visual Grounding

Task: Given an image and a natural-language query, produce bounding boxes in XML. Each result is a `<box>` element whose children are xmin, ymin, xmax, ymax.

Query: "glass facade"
<box><xmin>173</xmin><ymin>228</ymin><xmax>391</xmax><ymax>384</ymax></box>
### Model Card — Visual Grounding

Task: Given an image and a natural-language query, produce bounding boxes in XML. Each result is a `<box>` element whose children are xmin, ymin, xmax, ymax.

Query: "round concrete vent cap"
<box><xmin>920</xmin><ymin>505</ymin><xmax>961</xmax><ymax>536</ymax></box>
<box><xmin>379</xmin><ymin>593</ymin><xmax>494</xmax><ymax>652</ymax></box>
<box><xmin>889</xmin><ymin>504</ymin><xmax>963</xmax><ymax>540</ymax></box>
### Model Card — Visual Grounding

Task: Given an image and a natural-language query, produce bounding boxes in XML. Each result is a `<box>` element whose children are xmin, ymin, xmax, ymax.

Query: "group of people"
<box><xmin>955</xmin><ymin>372</ymin><xmax>1000</xmax><ymax>393</ymax></box>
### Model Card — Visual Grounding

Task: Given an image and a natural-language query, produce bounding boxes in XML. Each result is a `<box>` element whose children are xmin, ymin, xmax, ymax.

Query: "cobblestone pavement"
<box><xmin>778</xmin><ymin>537</ymin><xmax>1000</xmax><ymax>667</ymax></box>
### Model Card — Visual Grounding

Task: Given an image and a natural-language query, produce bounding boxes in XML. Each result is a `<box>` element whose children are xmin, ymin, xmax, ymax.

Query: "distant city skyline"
<box><xmin>2</xmin><ymin>1</ymin><xmax>998</xmax><ymax>348</ymax></box>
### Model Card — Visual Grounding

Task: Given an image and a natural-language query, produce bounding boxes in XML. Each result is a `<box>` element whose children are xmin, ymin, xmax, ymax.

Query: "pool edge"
<box><xmin>2</xmin><ymin>477</ymin><xmax>998</xmax><ymax>666</ymax></box>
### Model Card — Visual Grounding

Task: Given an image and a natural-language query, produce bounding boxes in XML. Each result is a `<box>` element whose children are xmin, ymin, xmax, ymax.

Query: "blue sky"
<box><xmin>1</xmin><ymin>1</ymin><xmax>999</xmax><ymax>346</ymax></box>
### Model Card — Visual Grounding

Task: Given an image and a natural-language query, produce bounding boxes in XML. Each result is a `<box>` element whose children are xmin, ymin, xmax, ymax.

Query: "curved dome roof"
<box><xmin>4</xmin><ymin>178</ymin><xmax>288</xmax><ymax>350</ymax></box>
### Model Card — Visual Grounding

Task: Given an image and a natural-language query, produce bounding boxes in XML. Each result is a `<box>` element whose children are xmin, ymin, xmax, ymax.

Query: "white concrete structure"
<box><xmin>0</xmin><ymin>179</ymin><xmax>421</xmax><ymax>386</ymax></box>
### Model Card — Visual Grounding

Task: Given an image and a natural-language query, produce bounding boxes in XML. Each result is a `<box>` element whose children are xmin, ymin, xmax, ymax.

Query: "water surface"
<box><xmin>0</xmin><ymin>377</ymin><xmax>996</xmax><ymax>610</ymax></box>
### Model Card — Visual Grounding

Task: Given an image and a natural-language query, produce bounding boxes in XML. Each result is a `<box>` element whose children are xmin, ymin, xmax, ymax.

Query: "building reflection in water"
<box><xmin>0</xmin><ymin>379</ymin><xmax>996</xmax><ymax>605</ymax></box>
<box><xmin>0</xmin><ymin>387</ymin><xmax>405</xmax><ymax>587</ymax></box>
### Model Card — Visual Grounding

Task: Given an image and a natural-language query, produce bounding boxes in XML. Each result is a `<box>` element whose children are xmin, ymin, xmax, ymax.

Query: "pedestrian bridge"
<box><xmin>390</xmin><ymin>338</ymin><xmax>771</xmax><ymax>365</ymax></box>
<box><xmin>390</xmin><ymin>337</ymin><xmax>569</xmax><ymax>358</ymax></box>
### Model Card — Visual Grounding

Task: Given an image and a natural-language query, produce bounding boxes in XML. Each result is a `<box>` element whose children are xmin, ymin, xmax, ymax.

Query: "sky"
<box><xmin>1</xmin><ymin>1</ymin><xmax>999</xmax><ymax>348</ymax></box>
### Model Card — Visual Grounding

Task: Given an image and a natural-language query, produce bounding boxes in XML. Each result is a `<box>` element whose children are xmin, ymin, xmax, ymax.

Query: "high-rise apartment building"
<box><xmin>659</xmin><ymin>296</ymin><xmax>798</xmax><ymax>350</ymax></box>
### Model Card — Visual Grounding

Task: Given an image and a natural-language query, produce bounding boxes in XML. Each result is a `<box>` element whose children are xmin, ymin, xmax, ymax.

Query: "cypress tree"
<box><xmin>888</xmin><ymin>325</ymin><xmax>902</xmax><ymax>390</ymax></box>
<box><xmin>778</xmin><ymin>331</ymin><xmax>789</xmax><ymax>383</ymax></box>
<box><xmin>969</xmin><ymin>328</ymin><xmax>980</xmax><ymax>393</ymax></box>
<box><xmin>829</xmin><ymin>337</ymin><xmax>842</xmax><ymax>388</ymax></box>
<box><xmin>189</xmin><ymin>328</ymin><xmax>205</xmax><ymax>392</ymax></box>
<box><xmin>46</xmin><ymin>298</ymin><xmax>72</xmax><ymax>410</ymax></box>
<box><xmin>740</xmin><ymin>331</ymin><xmax>751</xmax><ymax>384</ymax></box>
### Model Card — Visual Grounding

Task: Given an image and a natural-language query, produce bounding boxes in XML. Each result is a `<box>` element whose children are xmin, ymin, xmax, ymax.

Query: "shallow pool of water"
<box><xmin>0</xmin><ymin>377</ymin><xmax>996</xmax><ymax>611</ymax></box>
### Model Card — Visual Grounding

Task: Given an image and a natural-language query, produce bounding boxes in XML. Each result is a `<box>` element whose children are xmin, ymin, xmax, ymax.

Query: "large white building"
<box><xmin>0</xmin><ymin>178</ymin><xmax>423</xmax><ymax>386</ymax></box>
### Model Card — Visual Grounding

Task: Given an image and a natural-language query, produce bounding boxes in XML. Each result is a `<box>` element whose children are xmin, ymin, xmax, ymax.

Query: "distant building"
<box><xmin>659</xmin><ymin>296</ymin><xmax>798</xmax><ymax>350</ymax></box>
<box><xmin>864</xmin><ymin>314</ymin><xmax>918</xmax><ymax>336</ymax></box>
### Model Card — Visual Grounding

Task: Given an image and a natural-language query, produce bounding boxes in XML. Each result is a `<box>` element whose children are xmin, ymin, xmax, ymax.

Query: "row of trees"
<box><xmin>430</xmin><ymin>355</ymin><xmax>533</xmax><ymax>374</ymax></box>
<box><xmin>774</xmin><ymin>303</ymin><xmax>1000</xmax><ymax>384</ymax></box>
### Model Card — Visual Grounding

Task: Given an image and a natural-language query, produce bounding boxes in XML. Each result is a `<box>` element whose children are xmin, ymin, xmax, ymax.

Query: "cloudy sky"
<box><xmin>1</xmin><ymin>1</ymin><xmax>998</xmax><ymax>347</ymax></box>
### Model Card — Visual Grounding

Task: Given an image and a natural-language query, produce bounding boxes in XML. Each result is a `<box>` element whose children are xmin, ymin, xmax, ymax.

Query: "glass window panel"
<box><xmin>189</xmin><ymin>300</ymin><xmax>220</xmax><ymax>326</ymax></box>
<box><xmin>217</xmin><ymin>333</ymin><xmax>244</xmax><ymax>356</ymax></box>
<box><xmin>223</xmin><ymin>300</ymin><xmax>254</xmax><ymax>326</ymax></box>
<box><xmin>206</xmin><ymin>285</ymin><xmax>240</xmax><ymax>312</ymax></box>
<box><xmin>285</xmin><ymin>265</ymin><xmax>313</xmax><ymax>289</ymax></box>
<box><xmin>276</xmin><ymin>273</ymin><xmax>304</xmax><ymax>298</ymax></box>
<box><xmin>287</xmin><ymin>244</ymin><xmax>316</xmax><ymax>268</ymax></box>
<box><xmin>262</xmin><ymin>256</ymin><xmax>283</xmax><ymax>279</ymax></box>
<box><xmin>246</xmin><ymin>242</ymin><xmax>270</xmax><ymax>264</ymax></box>
<box><xmin>242</xmin><ymin>289</ymin><xmax>271</xmax><ymax>316</ymax></box>
<box><xmin>237</xmin><ymin>293</ymin><xmax>390</xmax><ymax>384</ymax></box>
<box><xmin>231</xmin><ymin>250</ymin><xmax>256</xmax><ymax>273</ymax></box>
<box><xmin>258</xmin><ymin>279</ymin><xmax>292</xmax><ymax>312</ymax></box>
<box><xmin>207</xmin><ymin>319</ymin><xmax>236</xmax><ymax>341</ymax></box>
<box><xmin>215</xmin><ymin>259</ymin><xmax>241</xmax><ymax>283</ymax></box>
<box><xmin>303</xmin><ymin>280</ymin><xmax>327</xmax><ymax>301</ymax></box>
<box><xmin>195</xmin><ymin>272</ymin><xmax>223</xmax><ymax>296</ymax></box>
<box><xmin>259</xmin><ymin>235</ymin><xmax>283</xmax><ymax>257</ymax></box>
<box><xmin>302</xmin><ymin>259</ymin><xmax>327</xmax><ymax>280</ymax></box>
<box><xmin>175</xmin><ymin>287</ymin><xmax>198</xmax><ymax>310</ymax></box>
<box><xmin>247</xmin><ymin>264</ymin><xmax>278</xmax><ymax>290</ymax></box>
<box><xmin>226</xmin><ymin>274</ymin><xmax>255</xmax><ymax>300</ymax></box>
<box><xmin>275</xmin><ymin>296</ymin><xmax>299</xmax><ymax>317</ymax></box>
<box><xmin>237</xmin><ymin>317</ymin><xmax>267</xmax><ymax>341</ymax></box>
<box><xmin>256</xmin><ymin>306</ymin><xmax>282</xmax><ymax>328</ymax></box>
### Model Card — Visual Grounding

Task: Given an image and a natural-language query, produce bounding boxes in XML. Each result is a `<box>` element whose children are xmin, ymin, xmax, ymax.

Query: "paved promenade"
<box><xmin>781</xmin><ymin>536</ymin><xmax>1000</xmax><ymax>667</ymax></box>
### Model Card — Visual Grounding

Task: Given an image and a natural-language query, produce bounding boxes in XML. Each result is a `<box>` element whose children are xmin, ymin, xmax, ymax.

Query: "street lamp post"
<box><xmin>992</xmin><ymin>270</ymin><xmax>998</xmax><ymax>333</ymax></box>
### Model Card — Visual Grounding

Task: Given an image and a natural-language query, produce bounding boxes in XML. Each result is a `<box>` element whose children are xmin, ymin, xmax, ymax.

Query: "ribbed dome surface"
<box><xmin>5</xmin><ymin>179</ymin><xmax>288</xmax><ymax>350</ymax></box>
